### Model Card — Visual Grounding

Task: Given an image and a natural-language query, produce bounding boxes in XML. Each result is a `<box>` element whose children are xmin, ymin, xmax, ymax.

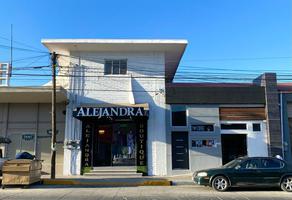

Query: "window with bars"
<box><xmin>0</xmin><ymin>63</ymin><xmax>10</xmax><ymax>86</ymax></box>
<box><xmin>104</xmin><ymin>59</ymin><xmax>127</xmax><ymax>75</ymax></box>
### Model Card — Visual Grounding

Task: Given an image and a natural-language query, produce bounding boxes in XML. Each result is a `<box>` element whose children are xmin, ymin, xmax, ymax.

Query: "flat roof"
<box><xmin>41</xmin><ymin>39</ymin><xmax>188</xmax><ymax>82</ymax></box>
<box><xmin>167</xmin><ymin>82</ymin><xmax>255</xmax><ymax>88</ymax></box>
<box><xmin>0</xmin><ymin>86</ymin><xmax>67</xmax><ymax>103</ymax></box>
<box><xmin>166</xmin><ymin>83</ymin><xmax>265</xmax><ymax>104</ymax></box>
<box><xmin>278</xmin><ymin>83</ymin><xmax>292</xmax><ymax>92</ymax></box>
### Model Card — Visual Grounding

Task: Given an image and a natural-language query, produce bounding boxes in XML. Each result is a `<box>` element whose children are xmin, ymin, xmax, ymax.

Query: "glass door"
<box><xmin>112</xmin><ymin>123</ymin><xmax>136</xmax><ymax>166</ymax></box>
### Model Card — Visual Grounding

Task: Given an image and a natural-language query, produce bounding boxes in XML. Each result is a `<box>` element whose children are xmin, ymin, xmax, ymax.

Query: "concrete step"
<box><xmin>83</xmin><ymin>172</ymin><xmax>143</xmax><ymax>177</ymax></box>
<box><xmin>90</xmin><ymin>170</ymin><xmax>138</xmax><ymax>173</ymax></box>
<box><xmin>85</xmin><ymin>166</ymin><xmax>142</xmax><ymax>177</ymax></box>
<box><xmin>42</xmin><ymin>177</ymin><xmax>172</xmax><ymax>186</ymax></box>
<box><xmin>92</xmin><ymin>166</ymin><xmax>136</xmax><ymax>171</ymax></box>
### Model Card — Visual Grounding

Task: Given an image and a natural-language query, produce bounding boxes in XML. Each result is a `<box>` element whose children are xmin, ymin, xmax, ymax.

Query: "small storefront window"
<box><xmin>252</xmin><ymin>123</ymin><xmax>261</xmax><ymax>132</ymax></box>
<box><xmin>191</xmin><ymin>125</ymin><xmax>214</xmax><ymax>132</ymax></box>
<box><xmin>221</xmin><ymin>123</ymin><xmax>247</xmax><ymax>130</ymax></box>
<box><xmin>171</xmin><ymin>105</ymin><xmax>187</xmax><ymax>126</ymax></box>
<box><xmin>192</xmin><ymin>139</ymin><xmax>216</xmax><ymax>148</ymax></box>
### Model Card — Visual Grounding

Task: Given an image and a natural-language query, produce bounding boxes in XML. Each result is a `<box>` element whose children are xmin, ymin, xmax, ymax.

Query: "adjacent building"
<box><xmin>278</xmin><ymin>83</ymin><xmax>292</xmax><ymax>165</ymax></box>
<box><xmin>0</xmin><ymin>86</ymin><xmax>67</xmax><ymax>175</ymax></box>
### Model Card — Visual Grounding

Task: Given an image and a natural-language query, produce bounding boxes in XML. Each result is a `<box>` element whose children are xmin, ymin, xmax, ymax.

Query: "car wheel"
<box><xmin>281</xmin><ymin>176</ymin><xmax>292</xmax><ymax>192</ymax></box>
<box><xmin>212</xmin><ymin>176</ymin><xmax>229</xmax><ymax>192</ymax></box>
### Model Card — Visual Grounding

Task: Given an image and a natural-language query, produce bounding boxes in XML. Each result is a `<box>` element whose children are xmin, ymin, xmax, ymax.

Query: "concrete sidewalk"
<box><xmin>1</xmin><ymin>185</ymin><xmax>289</xmax><ymax>200</ymax></box>
<box><xmin>166</xmin><ymin>174</ymin><xmax>196</xmax><ymax>186</ymax></box>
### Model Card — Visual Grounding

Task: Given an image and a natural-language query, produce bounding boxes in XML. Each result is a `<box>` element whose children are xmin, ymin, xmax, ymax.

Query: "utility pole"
<box><xmin>10</xmin><ymin>24</ymin><xmax>13</xmax><ymax>75</ymax></box>
<box><xmin>50</xmin><ymin>52</ymin><xmax>57</xmax><ymax>179</ymax></box>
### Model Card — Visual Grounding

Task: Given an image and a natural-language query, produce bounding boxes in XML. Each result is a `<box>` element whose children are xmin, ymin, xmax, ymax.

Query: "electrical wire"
<box><xmin>0</xmin><ymin>44</ymin><xmax>49</xmax><ymax>54</ymax></box>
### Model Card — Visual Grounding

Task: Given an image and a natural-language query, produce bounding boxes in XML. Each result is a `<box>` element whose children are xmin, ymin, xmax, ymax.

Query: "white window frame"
<box><xmin>220</xmin><ymin>120</ymin><xmax>264</xmax><ymax>134</ymax></box>
<box><xmin>220</xmin><ymin>121</ymin><xmax>248</xmax><ymax>134</ymax></box>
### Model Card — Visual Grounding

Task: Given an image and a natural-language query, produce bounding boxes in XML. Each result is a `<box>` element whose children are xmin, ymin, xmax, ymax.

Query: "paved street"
<box><xmin>0</xmin><ymin>185</ymin><xmax>291</xmax><ymax>200</ymax></box>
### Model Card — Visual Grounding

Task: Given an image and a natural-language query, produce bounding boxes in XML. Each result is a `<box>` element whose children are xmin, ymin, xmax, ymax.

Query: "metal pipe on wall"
<box><xmin>280</xmin><ymin>92</ymin><xmax>285</xmax><ymax>158</ymax></box>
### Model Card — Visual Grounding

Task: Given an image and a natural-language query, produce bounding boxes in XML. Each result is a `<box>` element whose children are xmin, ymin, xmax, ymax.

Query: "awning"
<box><xmin>0</xmin><ymin>86</ymin><xmax>67</xmax><ymax>103</ymax></box>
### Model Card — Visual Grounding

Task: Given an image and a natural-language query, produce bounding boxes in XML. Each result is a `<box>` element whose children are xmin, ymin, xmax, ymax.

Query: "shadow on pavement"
<box><xmin>227</xmin><ymin>186</ymin><xmax>282</xmax><ymax>192</ymax></box>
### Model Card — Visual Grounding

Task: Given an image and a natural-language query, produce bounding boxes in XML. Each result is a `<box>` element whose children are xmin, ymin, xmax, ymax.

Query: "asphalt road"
<box><xmin>0</xmin><ymin>185</ymin><xmax>291</xmax><ymax>200</ymax></box>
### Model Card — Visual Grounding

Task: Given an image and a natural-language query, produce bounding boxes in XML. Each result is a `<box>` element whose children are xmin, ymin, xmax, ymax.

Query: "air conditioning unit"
<box><xmin>0</xmin><ymin>63</ymin><xmax>10</xmax><ymax>86</ymax></box>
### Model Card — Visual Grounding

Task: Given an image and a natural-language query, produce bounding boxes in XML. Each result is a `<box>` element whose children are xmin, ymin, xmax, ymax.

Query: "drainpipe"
<box><xmin>4</xmin><ymin>103</ymin><xmax>10</xmax><ymax>157</ymax></box>
<box><xmin>35</xmin><ymin>103</ymin><xmax>40</xmax><ymax>158</ymax></box>
<box><xmin>280</xmin><ymin>92</ymin><xmax>285</xmax><ymax>159</ymax></box>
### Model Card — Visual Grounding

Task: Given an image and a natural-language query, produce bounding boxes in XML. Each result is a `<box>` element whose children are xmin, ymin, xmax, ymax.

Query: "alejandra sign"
<box><xmin>73</xmin><ymin>107</ymin><xmax>148</xmax><ymax>118</ymax></box>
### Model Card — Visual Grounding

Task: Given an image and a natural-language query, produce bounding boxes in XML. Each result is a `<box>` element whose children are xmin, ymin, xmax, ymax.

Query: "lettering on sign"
<box><xmin>73</xmin><ymin>107</ymin><xmax>148</xmax><ymax>118</ymax></box>
<box><xmin>81</xmin><ymin>123</ymin><xmax>93</xmax><ymax>168</ymax></box>
<box><xmin>136</xmin><ymin>121</ymin><xmax>147</xmax><ymax>168</ymax></box>
<box><xmin>22</xmin><ymin>134</ymin><xmax>35</xmax><ymax>141</ymax></box>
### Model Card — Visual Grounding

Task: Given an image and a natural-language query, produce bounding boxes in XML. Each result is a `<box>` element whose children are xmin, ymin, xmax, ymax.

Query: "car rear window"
<box><xmin>260</xmin><ymin>158</ymin><xmax>284</xmax><ymax>168</ymax></box>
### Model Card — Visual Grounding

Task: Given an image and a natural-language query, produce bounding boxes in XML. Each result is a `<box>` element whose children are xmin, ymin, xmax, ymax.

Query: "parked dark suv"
<box><xmin>193</xmin><ymin>157</ymin><xmax>292</xmax><ymax>192</ymax></box>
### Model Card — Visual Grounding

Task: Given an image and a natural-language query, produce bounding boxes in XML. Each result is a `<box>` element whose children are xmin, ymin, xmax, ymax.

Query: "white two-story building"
<box><xmin>42</xmin><ymin>39</ymin><xmax>188</xmax><ymax>176</ymax></box>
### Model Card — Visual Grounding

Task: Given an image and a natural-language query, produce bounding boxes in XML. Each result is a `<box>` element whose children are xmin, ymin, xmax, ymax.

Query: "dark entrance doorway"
<box><xmin>93</xmin><ymin>122</ymin><xmax>137</xmax><ymax>166</ymax></box>
<box><xmin>172</xmin><ymin>131</ymin><xmax>189</xmax><ymax>169</ymax></box>
<box><xmin>221</xmin><ymin>134</ymin><xmax>247</xmax><ymax>164</ymax></box>
<box><xmin>77</xmin><ymin>105</ymin><xmax>149</xmax><ymax>174</ymax></box>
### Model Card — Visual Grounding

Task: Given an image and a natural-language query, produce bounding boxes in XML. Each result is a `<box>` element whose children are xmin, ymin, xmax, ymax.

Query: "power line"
<box><xmin>56</xmin><ymin>63</ymin><xmax>292</xmax><ymax>75</ymax></box>
<box><xmin>177</xmin><ymin>65</ymin><xmax>292</xmax><ymax>72</ymax></box>
<box><xmin>0</xmin><ymin>35</ymin><xmax>47</xmax><ymax>52</ymax></box>
<box><xmin>12</xmin><ymin>65</ymin><xmax>50</xmax><ymax>70</ymax></box>
<box><xmin>57</xmin><ymin>54</ymin><xmax>292</xmax><ymax>67</ymax></box>
<box><xmin>10</xmin><ymin>72</ymin><xmax>292</xmax><ymax>81</ymax></box>
<box><xmin>0</xmin><ymin>43</ymin><xmax>49</xmax><ymax>54</ymax></box>
<box><xmin>180</xmin><ymin>56</ymin><xmax>292</xmax><ymax>62</ymax></box>
<box><xmin>11</xmin><ymin>55</ymin><xmax>49</xmax><ymax>64</ymax></box>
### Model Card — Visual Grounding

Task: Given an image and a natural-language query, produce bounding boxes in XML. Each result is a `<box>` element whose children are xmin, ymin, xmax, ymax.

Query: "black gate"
<box><xmin>221</xmin><ymin>134</ymin><xmax>247</xmax><ymax>164</ymax></box>
<box><xmin>172</xmin><ymin>132</ymin><xmax>189</xmax><ymax>169</ymax></box>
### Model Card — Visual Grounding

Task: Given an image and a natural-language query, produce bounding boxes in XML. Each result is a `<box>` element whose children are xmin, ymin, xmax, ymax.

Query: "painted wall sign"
<box><xmin>81</xmin><ymin>123</ymin><xmax>93</xmax><ymax>168</ymax></box>
<box><xmin>191</xmin><ymin>125</ymin><xmax>214</xmax><ymax>132</ymax></box>
<box><xmin>73</xmin><ymin>107</ymin><xmax>148</xmax><ymax>118</ymax></box>
<box><xmin>22</xmin><ymin>134</ymin><xmax>35</xmax><ymax>141</ymax></box>
<box><xmin>136</xmin><ymin>120</ymin><xmax>147</xmax><ymax>175</ymax></box>
<box><xmin>47</xmin><ymin>129</ymin><xmax>59</xmax><ymax>136</ymax></box>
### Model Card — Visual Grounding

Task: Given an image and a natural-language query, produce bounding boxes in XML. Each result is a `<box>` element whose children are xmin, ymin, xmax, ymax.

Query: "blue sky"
<box><xmin>0</xmin><ymin>0</ymin><xmax>291</xmax><ymax>85</ymax></box>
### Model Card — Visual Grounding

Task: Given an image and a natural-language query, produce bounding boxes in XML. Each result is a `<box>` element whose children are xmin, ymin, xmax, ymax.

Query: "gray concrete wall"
<box><xmin>0</xmin><ymin>103</ymin><xmax>66</xmax><ymax>175</ymax></box>
<box><xmin>166</xmin><ymin>105</ymin><xmax>222</xmax><ymax>175</ymax></box>
<box><xmin>254</xmin><ymin>73</ymin><xmax>282</xmax><ymax>156</ymax></box>
<box><xmin>187</xmin><ymin>106</ymin><xmax>222</xmax><ymax>171</ymax></box>
<box><xmin>281</xmin><ymin>94</ymin><xmax>292</xmax><ymax>164</ymax></box>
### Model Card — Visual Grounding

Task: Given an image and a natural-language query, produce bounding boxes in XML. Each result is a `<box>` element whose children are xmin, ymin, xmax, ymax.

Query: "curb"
<box><xmin>42</xmin><ymin>179</ymin><xmax>172</xmax><ymax>187</ymax></box>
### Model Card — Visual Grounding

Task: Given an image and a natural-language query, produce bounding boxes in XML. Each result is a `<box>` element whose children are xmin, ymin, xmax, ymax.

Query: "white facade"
<box><xmin>42</xmin><ymin>39</ymin><xmax>187</xmax><ymax>176</ymax></box>
<box><xmin>220</xmin><ymin>120</ymin><xmax>269</xmax><ymax>157</ymax></box>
